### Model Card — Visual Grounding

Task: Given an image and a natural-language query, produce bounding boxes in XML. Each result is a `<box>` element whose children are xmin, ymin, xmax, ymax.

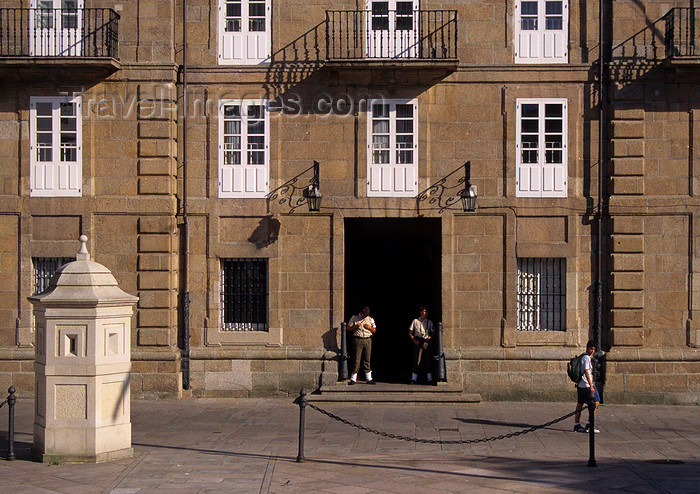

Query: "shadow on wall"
<box><xmin>322</xmin><ymin>327</ymin><xmax>339</xmax><ymax>353</ymax></box>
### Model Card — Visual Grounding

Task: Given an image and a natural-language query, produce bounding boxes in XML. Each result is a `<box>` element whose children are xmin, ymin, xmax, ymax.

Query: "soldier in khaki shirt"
<box><xmin>347</xmin><ymin>305</ymin><xmax>377</xmax><ymax>385</ymax></box>
<box><xmin>409</xmin><ymin>306</ymin><xmax>434</xmax><ymax>384</ymax></box>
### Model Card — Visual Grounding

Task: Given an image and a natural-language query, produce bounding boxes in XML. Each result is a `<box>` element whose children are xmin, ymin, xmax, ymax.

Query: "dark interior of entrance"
<box><xmin>344</xmin><ymin>218</ymin><xmax>442</xmax><ymax>383</ymax></box>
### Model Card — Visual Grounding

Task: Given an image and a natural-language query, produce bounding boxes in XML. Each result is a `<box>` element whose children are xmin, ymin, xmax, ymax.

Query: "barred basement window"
<box><xmin>221</xmin><ymin>258</ymin><xmax>268</xmax><ymax>331</ymax></box>
<box><xmin>33</xmin><ymin>257</ymin><xmax>72</xmax><ymax>295</ymax></box>
<box><xmin>516</xmin><ymin>258</ymin><xmax>565</xmax><ymax>331</ymax></box>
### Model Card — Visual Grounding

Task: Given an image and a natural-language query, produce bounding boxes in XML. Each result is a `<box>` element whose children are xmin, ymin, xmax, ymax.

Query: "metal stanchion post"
<box><xmin>295</xmin><ymin>389</ymin><xmax>307</xmax><ymax>463</ymax></box>
<box><xmin>434</xmin><ymin>322</ymin><xmax>446</xmax><ymax>381</ymax></box>
<box><xmin>7</xmin><ymin>386</ymin><xmax>15</xmax><ymax>461</ymax></box>
<box><xmin>587</xmin><ymin>397</ymin><xmax>596</xmax><ymax>467</ymax></box>
<box><xmin>339</xmin><ymin>322</ymin><xmax>348</xmax><ymax>380</ymax></box>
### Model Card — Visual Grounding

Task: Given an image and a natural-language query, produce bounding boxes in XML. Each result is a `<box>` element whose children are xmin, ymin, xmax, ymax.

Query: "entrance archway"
<box><xmin>344</xmin><ymin>218</ymin><xmax>442</xmax><ymax>383</ymax></box>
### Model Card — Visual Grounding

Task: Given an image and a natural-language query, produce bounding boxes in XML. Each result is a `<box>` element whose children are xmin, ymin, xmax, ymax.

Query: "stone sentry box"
<box><xmin>28</xmin><ymin>235</ymin><xmax>138</xmax><ymax>463</ymax></box>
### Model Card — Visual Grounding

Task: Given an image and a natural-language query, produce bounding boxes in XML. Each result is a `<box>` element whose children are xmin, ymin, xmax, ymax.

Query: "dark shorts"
<box><xmin>577</xmin><ymin>386</ymin><xmax>600</xmax><ymax>404</ymax></box>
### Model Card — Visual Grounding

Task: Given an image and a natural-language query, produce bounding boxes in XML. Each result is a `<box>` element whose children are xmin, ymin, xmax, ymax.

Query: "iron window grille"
<box><xmin>516</xmin><ymin>257</ymin><xmax>566</xmax><ymax>331</ymax></box>
<box><xmin>221</xmin><ymin>258</ymin><xmax>268</xmax><ymax>331</ymax></box>
<box><xmin>32</xmin><ymin>257</ymin><xmax>72</xmax><ymax>295</ymax></box>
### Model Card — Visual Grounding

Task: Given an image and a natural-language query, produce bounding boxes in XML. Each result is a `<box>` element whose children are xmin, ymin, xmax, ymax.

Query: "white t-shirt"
<box><xmin>578</xmin><ymin>353</ymin><xmax>593</xmax><ymax>388</ymax></box>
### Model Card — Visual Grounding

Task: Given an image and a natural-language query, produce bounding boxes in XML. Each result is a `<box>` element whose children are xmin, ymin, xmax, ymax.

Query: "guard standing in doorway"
<box><xmin>347</xmin><ymin>305</ymin><xmax>377</xmax><ymax>385</ymax></box>
<box><xmin>409</xmin><ymin>306</ymin><xmax>434</xmax><ymax>384</ymax></box>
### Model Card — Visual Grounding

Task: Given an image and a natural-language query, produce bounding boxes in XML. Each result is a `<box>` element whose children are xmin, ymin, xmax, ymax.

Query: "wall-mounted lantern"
<box><xmin>460</xmin><ymin>161</ymin><xmax>477</xmax><ymax>212</ymax></box>
<box><xmin>303</xmin><ymin>160</ymin><xmax>322</xmax><ymax>212</ymax></box>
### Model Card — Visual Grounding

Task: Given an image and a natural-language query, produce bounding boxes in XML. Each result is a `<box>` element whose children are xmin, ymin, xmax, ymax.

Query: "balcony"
<box><xmin>664</xmin><ymin>7</ymin><xmax>699</xmax><ymax>64</ymax></box>
<box><xmin>0</xmin><ymin>8</ymin><xmax>120</xmax><ymax>80</ymax></box>
<box><xmin>325</xmin><ymin>9</ymin><xmax>457</xmax><ymax>77</ymax></box>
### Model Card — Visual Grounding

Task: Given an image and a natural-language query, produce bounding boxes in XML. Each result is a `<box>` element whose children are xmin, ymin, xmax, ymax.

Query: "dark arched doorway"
<box><xmin>344</xmin><ymin>218</ymin><xmax>442</xmax><ymax>383</ymax></box>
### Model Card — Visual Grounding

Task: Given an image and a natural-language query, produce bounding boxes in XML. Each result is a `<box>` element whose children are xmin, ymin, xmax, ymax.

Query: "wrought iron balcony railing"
<box><xmin>0</xmin><ymin>8</ymin><xmax>119</xmax><ymax>58</ymax></box>
<box><xmin>326</xmin><ymin>9</ymin><xmax>457</xmax><ymax>61</ymax></box>
<box><xmin>664</xmin><ymin>7</ymin><xmax>699</xmax><ymax>58</ymax></box>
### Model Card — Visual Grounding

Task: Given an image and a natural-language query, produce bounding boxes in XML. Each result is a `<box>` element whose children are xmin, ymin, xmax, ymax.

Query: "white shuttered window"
<box><xmin>514</xmin><ymin>0</ymin><xmax>568</xmax><ymax>63</ymax></box>
<box><xmin>29</xmin><ymin>0</ymin><xmax>84</xmax><ymax>57</ymax></box>
<box><xmin>219</xmin><ymin>0</ymin><xmax>271</xmax><ymax>65</ymax></box>
<box><xmin>365</xmin><ymin>0</ymin><xmax>419</xmax><ymax>58</ymax></box>
<box><xmin>30</xmin><ymin>96</ymin><xmax>82</xmax><ymax>197</ymax></box>
<box><xmin>516</xmin><ymin>98</ymin><xmax>567</xmax><ymax>197</ymax></box>
<box><xmin>218</xmin><ymin>101</ymin><xmax>269</xmax><ymax>198</ymax></box>
<box><xmin>367</xmin><ymin>99</ymin><xmax>418</xmax><ymax>197</ymax></box>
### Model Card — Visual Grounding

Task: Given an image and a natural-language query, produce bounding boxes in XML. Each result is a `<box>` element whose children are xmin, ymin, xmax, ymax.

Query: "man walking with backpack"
<box><xmin>574</xmin><ymin>340</ymin><xmax>600</xmax><ymax>433</ymax></box>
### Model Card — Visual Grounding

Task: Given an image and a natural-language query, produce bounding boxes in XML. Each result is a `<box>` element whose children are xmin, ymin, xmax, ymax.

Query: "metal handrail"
<box><xmin>0</xmin><ymin>8</ymin><xmax>119</xmax><ymax>58</ymax></box>
<box><xmin>664</xmin><ymin>7</ymin><xmax>698</xmax><ymax>57</ymax></box>
<box><xmin>326</xmin><ymin>9</ymin><xmax>457</xmax><ymax>61</ymax></box>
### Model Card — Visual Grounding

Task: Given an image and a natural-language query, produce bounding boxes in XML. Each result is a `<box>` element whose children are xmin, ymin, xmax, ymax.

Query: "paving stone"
<box><xmin>1</xmin><ymin>398</ymin><xmax>698</xmax><ymax>493</ymax></box>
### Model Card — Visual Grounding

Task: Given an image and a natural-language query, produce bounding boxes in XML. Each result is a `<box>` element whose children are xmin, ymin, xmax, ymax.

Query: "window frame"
<box><xmin>366</xmin><ymin>98</ymin><xmax>418</xmax><ymax>197</ymax></box>
<box><xmin>29</xmin><ymin>95</ymin><xmax>82</xmax><ymax>197</ymax></box>
<box><xmin>515</xmin><ymin>98</ymin><xmax>567</xmax><ymax>198</ymax></box>
<box><xmin>220</xmin><ymin>258</ymin><xmax>269</xmax><ymax>332</ymax></box>
<box><xmin>516</xmin><ymin>257</ymin><xmax>566</xmax><ymax>332</ymax></box>
<box><xmin>218</xmin><ymin>0</ymin><xmax>271</xmax><ymax>65</ymax></box>
<box><xmin>365</xmin><ymin>0</ymin><xmax>419</xmax><ymax>58</ymax></box>
<box><xmin>29</xmin><ymin>0</ymin><xmax>84</xmax><ymax>57</ymax></box>
<box><xmin>218</xmin><ymin>99</ymin><xmax>270</xmax><ymax>198</ymax></box>
<box><xmin>514</xmin><ymin>0</ymin><xmax>569</xmax><ymax>64</ymax></box>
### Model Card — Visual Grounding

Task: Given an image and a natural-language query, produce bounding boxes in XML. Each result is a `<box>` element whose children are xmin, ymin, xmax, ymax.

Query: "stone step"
<box><xmin>311</xmin><ymin>382</ymin><xmax>481</xmax><ymax>403</ymax></box>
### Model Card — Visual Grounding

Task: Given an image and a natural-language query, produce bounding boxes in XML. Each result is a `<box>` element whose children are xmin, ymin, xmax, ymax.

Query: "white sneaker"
<box><xmin>585</xmin><ymin>424</ymin><xmax>600</xmax><ymax>433</ymax></box>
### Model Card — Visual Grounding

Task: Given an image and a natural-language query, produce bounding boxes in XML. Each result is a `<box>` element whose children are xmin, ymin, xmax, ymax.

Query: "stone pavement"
<box><xmin>0</xmin><ymin>395</ymin><xmax>698</xmax><ymax>493</ymax></box>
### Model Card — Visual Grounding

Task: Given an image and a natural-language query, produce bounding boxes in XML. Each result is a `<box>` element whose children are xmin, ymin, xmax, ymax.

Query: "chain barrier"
<box><xmin>305</xmin><ymin>401</ymin><xmax>589</xmax><ymax>445</ymax></box>
<box><xmin>0</xmin><ymin>400</ymin><xmax>6</xmax><ymax>408</ymax></box>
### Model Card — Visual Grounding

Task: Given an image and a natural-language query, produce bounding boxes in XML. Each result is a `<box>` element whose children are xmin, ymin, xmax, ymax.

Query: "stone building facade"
<box><xmin>0</xmin><ymin>0</ymin><xmax>698</xmax><ymax>403</ymax></box>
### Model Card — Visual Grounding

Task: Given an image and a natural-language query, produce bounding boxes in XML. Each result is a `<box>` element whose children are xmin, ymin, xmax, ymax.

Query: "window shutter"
<box><xmin>219</xmin><ymin>0</ymin><xmax>271</xmax><ymax>65</ymax></box>
<box><xmin>57</xmin><ymin>159</ymin><xmax>81</xmax><ymax>193</ymax></box>
<box><xmin>542</xmin><ymin>162</ymin><xmax>567</xmax><ymax>196</ymax></box>
<box><xmin>241</xmin><ymin>166</ymin><xmax>267</xmax><ymax>195</ymax></box>
<box><xmin>219</xmin><ymin>101</ymin><xmax>268</xmax><ymax>198</ymax></box>
<box><xmin>219</xmin><ymin>0</ymin><xmax>242</xmax><ymax>63</ymax></box>
<box><xmin>30</xmin><ymin>97</ymin><xmax>81</xmax><ymax>197</ymax></box>
<box><xmin>367</xmin><ymin>100</ymin><xmax>417</xmax><ymax>197</ymax></box>
<box><xmin>541</xmin><ymin>0</ymin><xmax>568</xmax><ymax>62</ymax></box>
<box><xmin>515</xmin><ymin>99</ymin><xmax>567</xmax><ymax>198</ymax></box>
<box><xmin>515</xmin><ymin>100</ymin><xmax>541</xmax><ymax>196</ymax></box>
<box><xmin>366</xmin><ymin>0</ymin><xmax>419</xmax><ymax>58</ymax></box>
<box><xmin>219</xmin><ymin>31</ymin><xmax>243</xmax><ymax>64</ymax></box>
<box><xmin>368</xmin><ymin>165</ymin><xmax>391</xmax><ymax>194</ymax></box>
<box><xmin>542</xmin><ymin>30</ymin><xmax>565</xmax><ymax>61</ymax></box>
<box><xmin>518</xmin><ymin>31</ymin><xmax>540</xmax><ymax>62</ymax></box>
<box><xmin>515</xmin><ymin>0</ymin><xmax>568</xmax><ymax>64</ymax></box>
<box><xmin>248</xmin><ymin>2</ymin><xmax>271</xmax><ymax>62</ymax></box>
<box><xmin>394</xmin><ymin>164</ymin><xmax>417</xmax><ymax>194</ymax></box>
<box><xmin>514</xmin><ymin>1</ymin><xmax>542</xmax><ymax>63</ymax></box>
<box><xmin>30</xmin><ymin>0</ymin><xmax>85</xmax><ymax>57</ymax></box>
<box><xmin>220</xmin><ymin>167</ymin><xmax>234</xmax><ymax>194</ymax></box>
<box><xmin>542</xmin><ymin>100</ymin><xmax>567</xmax><ymax>197</ymax></box>
<box><xmin>516</xmin><ymin>161</ymin><xmax>542</xmax><ymax>196</ymax></box>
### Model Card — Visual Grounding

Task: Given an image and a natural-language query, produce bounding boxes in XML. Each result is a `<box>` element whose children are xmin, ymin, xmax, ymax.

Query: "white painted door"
<box><xmin>219</xmin><ymin>0</ymin><xmax>271</xmax><ymax>65</ymax></box>
<box><xmin>30</xmin><ymin>0</ymin><xmax>83</xmax><ymax>56</ymax></box>
<box><xmin>367</xmin><ymin>100</ymin><xmax>418</xmax><ymax>196</ymax></box>
<box><xmin>516</xmin><ymin>99</ymin><xmax>567</xmax><ymax>197</ymax></box>
<box><xmin>514</xmin><ymin>0</ymin><xmax>568</xmax><ymax>63</ymax></box>
<box><xmin>219</xmin><ymin>102</ymin><xmax>269</xmax><ymax>198</ymax></box>
<box><xmin>30</xmin><ymin>97</ymin><xmax>82</xmax><ymax>197</ymax></box>
<box><xmin>366</xmin><ymin>0</ymin><xmax>419</xmax><ymax>58</ymax></box>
